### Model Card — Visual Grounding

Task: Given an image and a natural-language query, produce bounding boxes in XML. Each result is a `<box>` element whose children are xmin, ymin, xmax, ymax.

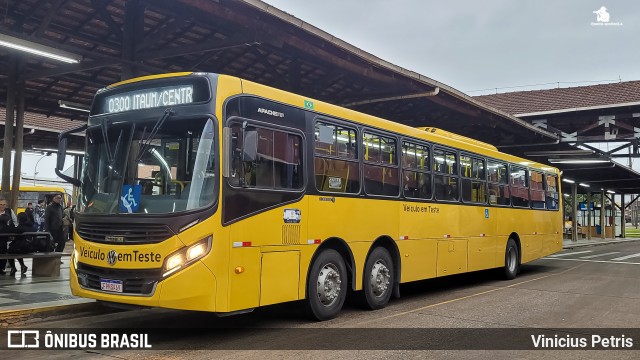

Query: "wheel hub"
<box><xmin>370</xmin><ymin>260</ymin><xmax>390</xmax><ymax>297</ymax></box>
<box><xmin>317</xmin><ymin>263</ymin><xmax>341</xmax><ymax>306</ymax></box>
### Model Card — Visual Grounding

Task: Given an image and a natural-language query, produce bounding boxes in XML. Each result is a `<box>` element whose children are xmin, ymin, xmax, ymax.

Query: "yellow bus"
<box><xmin>0</xmin><ymin>186</ymin><xmax>71</xmax><ymax>213</ymax></box>
<box><xmin>57</xmin><ymin>72</ymin><xmax>562</xmax><ymax>320</ymax></box>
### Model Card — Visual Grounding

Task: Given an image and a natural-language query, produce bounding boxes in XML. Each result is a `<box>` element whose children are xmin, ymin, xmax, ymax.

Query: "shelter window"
<box><xmin>433</xmin><ymin>148</ymin><xmax>458</xmax><ymax>202</ymax></box>
<box><xmin>461</xmin><ymin>155</ymin><xmax>486</xmax><ymax>204</ymax></box>
<box><xmin>510</xmin><ymin>166</ymin><xmax>530</xmax><ymax>208</ymax></box>
<box><xmin>363</xmin><ymin>132</ymin><xmax>399</xmax><ymax>196</ymax></box>
<box><xmin>546</xmin><ymin>175</ymin><xmax>560</xmax><ymax>210</ymax></box>
<box><xmin>530</xmin><ymin>170</ymin><xmax>545</xmax><ymax>209</ymax></box>
<box><xmin>487</xmin><ymin>160</ymin><xmax>510</xmax><ymax>206</ymax></box>
<box><xmin>402</xmin><ymin>141</ymin><xmax>431</xmax><ymax>199</ymax></box>
<box><xmin>314</xmin><ymin>121</ymin><xmax>360</xmax><ymax>193</ymax></box>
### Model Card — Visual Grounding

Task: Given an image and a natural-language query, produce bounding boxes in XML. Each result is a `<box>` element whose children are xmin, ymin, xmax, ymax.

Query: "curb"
<box><xmin>0</xmin><ymin>301</ymin><xmax>109</xmax><ymax>327</ymax></box>
<box><xmin>563</xmin><ymin>238</ymin><xmax>640</xmax><ymax>249</ymax></box>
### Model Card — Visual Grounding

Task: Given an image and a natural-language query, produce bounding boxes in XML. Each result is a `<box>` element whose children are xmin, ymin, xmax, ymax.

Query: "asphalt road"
<box><xmin>5</xmin><ymin>241</ymin><xmax>640</xmax><ymax>359</ymax></box>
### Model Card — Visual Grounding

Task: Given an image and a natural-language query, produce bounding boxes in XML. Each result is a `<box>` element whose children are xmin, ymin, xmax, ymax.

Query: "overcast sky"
<box><xmin>264</xmin><ymin>0</ymin><xmax>640</xmax><ymax>94</ymax></box>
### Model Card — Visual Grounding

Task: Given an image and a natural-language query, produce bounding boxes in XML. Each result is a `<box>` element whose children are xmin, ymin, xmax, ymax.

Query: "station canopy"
<box><xmin>1</xmin><ymin>0</ymin><xmax>639</xmax><ymax>194</ymax></box>
<box><xmin>476</xmin><ymin>81</ymin><xmax>640</xmax><ymax>194</ymax></box>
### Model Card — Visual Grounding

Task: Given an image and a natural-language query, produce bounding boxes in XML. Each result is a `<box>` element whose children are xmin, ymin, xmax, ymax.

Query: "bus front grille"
<box><xmin>77</xmin><ymin>222</ymin><xmax>174</xmax><ymax>244</ymax></box>
<box><xmin>77</xmin><ymin>263</ymin><xmax>162</xmax><ymax>295</ymax></box>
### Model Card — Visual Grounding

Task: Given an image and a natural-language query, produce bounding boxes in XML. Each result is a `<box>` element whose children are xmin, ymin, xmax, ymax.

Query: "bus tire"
<box><xmin>362</xmin><ymin>247</ymin><xmax>394</xmax><ymax>310</ymax></box>
<box><xmin>503</xmin><ymin>238</ymin><xmax>519</xmax><ymax>280</ymax></box>
<box><xmin>306</xmin><ymin>249</ymin><xmax>347</xmax><ymax>321</ymax></box>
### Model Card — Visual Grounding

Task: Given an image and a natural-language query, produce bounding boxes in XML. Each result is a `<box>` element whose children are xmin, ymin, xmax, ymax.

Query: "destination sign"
<box><xmin>104</xmin><ymin>85</ymin><xmax>194</xmax><ymax>114</ymax></box>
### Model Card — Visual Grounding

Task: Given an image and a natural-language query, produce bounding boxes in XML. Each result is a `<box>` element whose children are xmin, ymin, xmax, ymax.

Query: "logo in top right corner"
<box><xmin>591</xmin><ymin>6</ymin><xmax>623</xmax><ymax>26</ymax></box>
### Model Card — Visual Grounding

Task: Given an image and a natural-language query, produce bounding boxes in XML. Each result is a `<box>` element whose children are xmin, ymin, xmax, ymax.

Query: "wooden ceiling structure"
<box><xmin>0</xmin><ymin>0</ymin><xmax>556</xmax><ymax>149</ymax></box>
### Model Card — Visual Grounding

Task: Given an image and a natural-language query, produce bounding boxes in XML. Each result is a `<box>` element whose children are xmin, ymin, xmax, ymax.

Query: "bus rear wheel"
<box><xmin>503</xmin><ymin>238</ymin><xmax>520</xmax><ymax>280</ymax></box>
<box><xmin>362</xmin><ymin>247</ymin><xmax>393</xmax><ymax>310</ymax></box>
<box><xmin>306</xmin><ymin>249</ymin><xmax>347</xmax><ymax>321</ymax></box>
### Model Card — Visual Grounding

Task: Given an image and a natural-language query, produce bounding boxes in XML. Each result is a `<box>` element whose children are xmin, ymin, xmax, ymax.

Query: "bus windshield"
<box><xmin>79</xmin><ymin>116</ymin><xmax>216</xmax><ymax>214</ymax></box>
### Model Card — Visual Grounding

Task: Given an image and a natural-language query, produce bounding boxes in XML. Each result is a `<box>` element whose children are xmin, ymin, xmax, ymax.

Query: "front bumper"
<box><xmin>70</xmin><ymin>259</ymin><xmax>217</xmax><ymax>311</ymax></box>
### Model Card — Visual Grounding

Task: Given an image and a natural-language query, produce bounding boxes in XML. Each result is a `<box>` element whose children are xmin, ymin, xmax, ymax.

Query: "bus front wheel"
<box><xmin>503</xmin><ymin>238</ymin><xmax>520</xmax><ymax>280</ymax></box>
<box><xmin>362</xmin><ymin>247</ymin><xmax>394</xmax><ymax>310</ymax></box>
<box><xmin>306</xmin><ymin>249</ymin><xmax>347</xmax><ymax>321</ymax></box>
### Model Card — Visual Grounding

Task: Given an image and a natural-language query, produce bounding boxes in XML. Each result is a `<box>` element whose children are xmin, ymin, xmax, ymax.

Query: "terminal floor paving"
<box><xmin>0</xmin><ymin>238</ymin><xmax>639</xmax><ymax>315</ymax></box>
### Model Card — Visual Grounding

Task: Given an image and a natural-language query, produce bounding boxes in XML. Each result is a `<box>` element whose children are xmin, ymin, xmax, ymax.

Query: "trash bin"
<box><xmin>596</xmin><ymin>225</ymin><xmax>602</xmax><ymax>235</ymax></box>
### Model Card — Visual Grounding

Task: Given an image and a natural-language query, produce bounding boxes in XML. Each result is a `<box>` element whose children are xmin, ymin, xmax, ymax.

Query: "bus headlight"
<box><xmin>163</xmin><ymin>236</ymin><xmax>212</xmax><ymax>277</ymax></box>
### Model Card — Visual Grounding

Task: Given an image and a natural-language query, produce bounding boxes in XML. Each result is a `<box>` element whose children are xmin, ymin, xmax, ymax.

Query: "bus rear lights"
<box><xmin>163</xmin><ymin>236</ymin><xmax>212</xmax><ymax>277</ymax></box>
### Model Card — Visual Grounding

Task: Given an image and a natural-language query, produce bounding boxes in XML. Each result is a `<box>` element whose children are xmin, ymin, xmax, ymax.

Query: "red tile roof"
<box><xmin>474</xmin><ymin>80</ymin><xmax>640</xmax><ymax>115</ymax></box>
<box><xmin>0</xmin><ymin>108</ymin><xmax>84</xmax><ymax>134</ymax></box>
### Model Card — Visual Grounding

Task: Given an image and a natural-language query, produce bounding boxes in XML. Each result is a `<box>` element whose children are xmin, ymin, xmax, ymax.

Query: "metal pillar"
<box><xmin>121</xmin><ymin>0</ymin><xmax>143</xmax><ymax>80</ymax></box>
<box><xmin>9</xmin><ymin>81</ymin><xmax>25</xmax><ymax>212</ymax></box>
<box><xmin>622</xmin><ymin>194</ymin><xmax>626</xmax><ymax>238</ymax></box>
<box><xmin>587</xmin><ymin>191</ymin><xmax>592</xmax><ymax>240</ymax></box>
<box><xmin>600</xmin><ymin>190</ymin><xmax>606</xmax><ymax>239</ymax></box>
<box><xmin>572</xmin><ymin>183</ymin><xmax>578</xmax><ymax>242</ymax></box>
<box><xmin>1</xmin><ymin>57</ymin><xmax>16</xmax><ymax>200</ymax></box>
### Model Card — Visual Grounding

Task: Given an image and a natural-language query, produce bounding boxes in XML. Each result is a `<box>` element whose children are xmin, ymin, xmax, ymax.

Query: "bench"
<box><xmin>0</xmin><ymin>252</ymin><xmax>71</xmax><ymax>276</ymax></box>
<box><xmin>0</xmin><ymin>232</ymin><xmax>70</xmax><ymax>277</ymax></box>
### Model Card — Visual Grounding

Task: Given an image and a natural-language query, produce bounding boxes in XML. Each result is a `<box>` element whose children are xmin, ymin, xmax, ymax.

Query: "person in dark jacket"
<box><xmin>7</xmin><ymin>212</ymin><xmax>31</xmax><ymax>275</ymax></box>
<box><xmin>45</xmin><ymin>194</ymin><xmax>65</xmax><ymax>252</ymax></box>
<box><xmin>0</xmin><ymin>196</ymin><xmax>18</xmax><ymax>275</ymax></box>
<box><xmin>25</xmin><ymin>202</ymin><xmax>36</xmax><ymax>230</ymax></box>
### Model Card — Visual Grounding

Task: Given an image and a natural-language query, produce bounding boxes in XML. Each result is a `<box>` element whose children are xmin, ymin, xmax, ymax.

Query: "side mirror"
<box><xmin>56</xmin><ymin>124</ymin><xmax>87</xmax><ymax>187</ymax></box>
<box><xmin>57</xmin><ymin>137</ymin><xmax>67</xmax><ymax>171</ymax></box>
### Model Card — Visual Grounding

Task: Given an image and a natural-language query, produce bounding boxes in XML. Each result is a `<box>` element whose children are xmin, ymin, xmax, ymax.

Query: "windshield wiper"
<box><xmin>100</xmin><ymin>118</ymin><xmax>125</xmax><ymax>169</ymax></box>
<box><xmin>136</xmin><ymin>108</ymin><xmax>174</xmax><ymax>162</ymax></box>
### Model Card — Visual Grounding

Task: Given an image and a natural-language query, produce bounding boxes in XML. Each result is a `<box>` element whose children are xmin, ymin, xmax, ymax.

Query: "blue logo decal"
<box><xmin>485</xmin><ymin>209</ymin><xmax>489</xmax><ymax>218</ymax></box>
<box><xmin>120</xmin><ymin>185</ymin><xmax>142</xmax><ymax>213</ymax></box>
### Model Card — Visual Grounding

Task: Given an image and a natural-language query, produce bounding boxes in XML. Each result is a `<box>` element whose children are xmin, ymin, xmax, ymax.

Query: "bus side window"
<box><xmin>546</xmin><ymin>174</ymin><xmax>559</xmax><ymax>210</ymax></box>
<box><xmin>229</xmin><ymin>124</ymin><xmax>303</xmax><ymax>190</ymax></box>
<box><xmin>530</xmin><ymin>170</ymin><xmax>545</xmax><ymax>209</ymax></box>
<box><xmin>433</xmin><ymin>148</ymin><xmax>458</xmax><ymax>201</ymax></box>
<box><xmin>487</xmin><ymin>161</ymin><xmax>510</xmax><ymax>206</ymax></box>
<box><xmin>315</xmin><ymin>120</ymin><xmax>360</xmax><ymax>194</ymax></box>
<box><xmin>363</xmin><ymin>132</ymin><xmax>399</xmax><ymax>197</ymax></box>
<box><xmin>402</xmin><ymin>142</ymin><xmax>431</xmax><ymax>200</ymax></box>
<box><xmin>510</xmin><ymin>166</ymin><xmax>529</xmax><ymax>208</ymax></box>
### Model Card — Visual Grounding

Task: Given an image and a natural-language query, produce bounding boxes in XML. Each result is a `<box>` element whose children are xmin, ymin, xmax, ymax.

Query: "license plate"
<box><xmin>100</xmin><ymin>279</ymin><xmax>123</xmax><ymax>293</ymax></box>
